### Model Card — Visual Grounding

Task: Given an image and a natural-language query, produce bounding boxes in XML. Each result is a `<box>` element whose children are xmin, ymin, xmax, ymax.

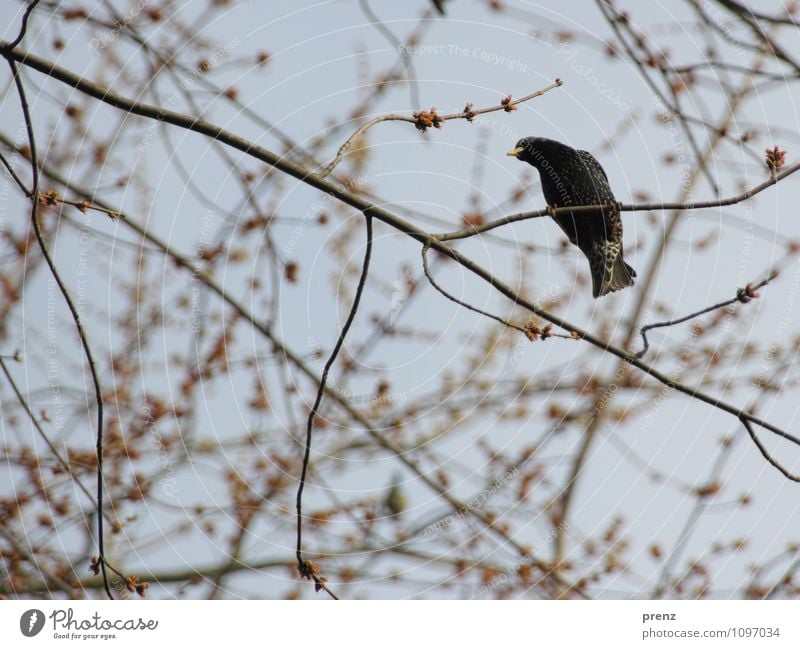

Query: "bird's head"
<box><xmin>506</xmin><ymin>136</ymin><xmax>571</xmax><ymax>169</ymax></box>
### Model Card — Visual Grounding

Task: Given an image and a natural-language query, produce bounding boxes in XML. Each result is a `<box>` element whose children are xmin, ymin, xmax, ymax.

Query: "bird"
<box><xmin>382</xmin><ymin>473</ymin><xmax>407</xmax><ymax>518</ymax></box>
<box><xmin>506</xmin><ymin>137</ymin><xmax>636</xmax><ymax>298</ymax></box>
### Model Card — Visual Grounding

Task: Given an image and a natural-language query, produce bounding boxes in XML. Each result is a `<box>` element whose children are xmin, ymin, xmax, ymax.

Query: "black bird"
<box><xmin>507</xmin><ymin>137</ymin><xmax>636</xmax><ymax>298</ymax></box>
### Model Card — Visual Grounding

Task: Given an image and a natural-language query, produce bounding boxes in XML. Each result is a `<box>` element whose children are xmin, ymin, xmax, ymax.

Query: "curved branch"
<box><xmin>6</xmin><ymin>57</ymin><xmax>113</xmax><ymax>598</ymax></box>
<box><xmin>421</xmin><ymin>240</ymin><xmax>527</xmax><ymax>334</ymax></box>
<box><xmin>6</xmin><ymin>0</ymin><xmax>41</xmax><ymax>50</ymax></box>
<box><xmin>317</xmin><ymin>79</ymin><xmax>564</xmax><ymax>178</ymax></box>
<box><xmin>635</xmin><ymin>273</ymin><xmax>776</xmax><ymax>358</ymax></box>
<box><xmin>296</xmin><ymin>216</ymin><xmax>373</xmax><ymax>600</ymax></box>
<box><xmin>421</xmin><ymin>241</ymin><xmax>575</xmax><ymax>341</ymax></box>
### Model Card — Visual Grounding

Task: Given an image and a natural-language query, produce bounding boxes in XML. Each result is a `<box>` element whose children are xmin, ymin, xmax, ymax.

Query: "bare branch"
<box><xmin>634</xmin><ymin>273</ymin><xmax>776</xmax><ymax>359</ymax></box>
<box><xmin>5</xmin><ymin>0</ymin><xmax>41</xmax><ymax>51</ymax></box>
<box><xmin>421</xmin><ymin>241</ymin><xmax>575</xmax><ymax>341</ymax></box>
<box><xmin>421</xmin><ymin>240</ymin><xmax>528</xmax><ymax>335</ymax></box>
<box><xmin>5</xmin><ymin>57</ymin><xmax>113</xmax><ymax>599</ymax></box>
<box><xmin>295</xmin><ymin>216</ymin><xmax>374</xmax><ymax>600</ymax></box>
<box><xmin>741</xmin><ymin>416</ymin><xmax>800</xmax><ymax>483</ymax></box>
<box><xmin>317</xmin><ymin>79</ymin><xmax>564</xmax><ymax>178</ymax></box>
<box><xmin>436</xmin><ymin>161</ymin><xmax>800</xmax><ymax>242</ymax></box>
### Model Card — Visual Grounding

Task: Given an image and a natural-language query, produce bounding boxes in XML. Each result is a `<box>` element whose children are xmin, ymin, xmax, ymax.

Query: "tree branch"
<box><xmin>5</xmin><ymin>56</ymin><xmax>113</xmax><ymax>599</ymax></box>
<box><xmin>421</xmin><ymin>241</ymin><xmax>575</xmax><ymax>341</ymax></box>
<box><xmin>741</xmin><ymin>415</ymin><xmax>800</xmax><ymax>482</ymax></box>
<box><xmin>295</xmin><ymin>216</ymin><xmax>374</xmax><ymax>600</ymax></box>
<box><xmin>435</xmin><ymin>161</ymin><xmax>800</xmax><ymax>242</ymax></box>
<box><xmin>634</xmin><ymin>273</ymin><xmax>776</xmax><ymax>359</ymax></box>
<box><xmin>6</xmin><ymin>0</ymin><xmax>40</xmax><ymax>50</ymax></box>
<box><xmin>317</xmin><ymin>79</ymin><xmax>564</xmax><ymax>178</ymax></box>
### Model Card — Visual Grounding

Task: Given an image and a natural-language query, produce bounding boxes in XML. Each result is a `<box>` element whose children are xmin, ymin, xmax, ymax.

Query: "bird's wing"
<box><xmin>577</xmin><ymin>150</ymin><xmax>609</xmax><ymax>182</ymax></box>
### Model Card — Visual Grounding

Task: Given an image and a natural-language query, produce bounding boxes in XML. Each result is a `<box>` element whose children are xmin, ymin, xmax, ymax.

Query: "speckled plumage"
<box><xmin>508</xmin><ymin>137</ymin><xmax>636</xmax><ymax>298</ymax></box>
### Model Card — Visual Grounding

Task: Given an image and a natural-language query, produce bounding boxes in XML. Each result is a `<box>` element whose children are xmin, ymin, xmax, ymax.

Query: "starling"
<box><xmin>507</xmin><ymin>137</ymin><xmax>636</xmax><ymax>298</ymax></box>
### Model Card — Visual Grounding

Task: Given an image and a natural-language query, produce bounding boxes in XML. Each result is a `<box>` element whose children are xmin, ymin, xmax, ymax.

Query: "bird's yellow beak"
<box><xmin>506</xmin><ymin>146</ymin><xmax>524</xmax><ymax>157</ymax></box>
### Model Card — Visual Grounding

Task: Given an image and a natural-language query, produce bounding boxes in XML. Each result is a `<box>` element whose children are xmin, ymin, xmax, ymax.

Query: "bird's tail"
<box><xmin>592</xmin><ymin>252</ymin><xmax>636</xmax><ymax>298</ymax></box>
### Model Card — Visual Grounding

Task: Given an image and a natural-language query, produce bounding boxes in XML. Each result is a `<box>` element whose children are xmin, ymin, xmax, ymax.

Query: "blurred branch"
<box><xmin>422</xmin><ymin>240</ymin><xmax>529</xmax><ymax>335</ymax></box>
<box><xmin>652</xmin><ymin>434</ymin><xmax>738</xmax><ymax>598</ymax></box>
<box><xmin>358</xmin><ymin>0</ymin><xmax>425</xmax><ymax>107</ymax></box>
<box><xmin>710</xmin><ymin>0</ymin><xmax>800</xmax><ymax>73</ymax></box>
<box><xmin>597</xmin><ymin>0</ymin><xmax>720</xmax><ymax>195</ymax></box>
<box><xmin>0</xmin><ymin>357</ymin><xmax>103</xmax><ymax>510</ymax></box>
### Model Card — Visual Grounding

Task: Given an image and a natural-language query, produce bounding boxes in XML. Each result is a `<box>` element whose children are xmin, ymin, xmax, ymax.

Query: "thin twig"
<box><xmin>652</xmin><ymin>436</ymin><xmax>737</xmax><ymax>598</ymax></box>
<box><xmin>0</xmin><ymin>149</ymin><xmax>32</xmax><ymax>195</ymax></box>
<box><xmin>5</xmin><ymin>0</ymin><xmax>41</xmax><ymax>50</ymax></box>
<box><xmin>359</xmin><ymin>0</ymin><xmax>422</xmax><ymax>108</ymax></box>
<box><xmin>421</xmin><ymin>241</ymin><xmax>575</xmax><ymax>340</ymax></box>
<box><xmin>740</xmin><ymin>415</ymin><xmax>800</xmax><ymax>482</ymax></box>
<box><xmin>422</xmin><ymin>241</ymin><xmax>526</xmax><ymax>333</ymax></box>
<box><xmin>317</xmin><ymin>79</ymin><xmax>564</xmax><ymax>178</ymax></box>
<box><xmin>436</xmin><ymin>161</ymin><xmax>800</xmax><ymax>242</ymax></box>
<box><xmin>6</xmin><ymin>58</ymin><xmax>112</xmax><ymax>600</ymax></box>
<box><xmin>634</xmin><ymin>273</ymin><xmax>776</xmax><ymax>359</ymax></box>
<box><xmin>296</xmin><ymin>216</ymin><xmax>374</xmax><ymax>600</ymax></box>
<box><xmin>0</xmin><ymin>357</ymin><xmax>99</xmax><ymax>508</ymax></box>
